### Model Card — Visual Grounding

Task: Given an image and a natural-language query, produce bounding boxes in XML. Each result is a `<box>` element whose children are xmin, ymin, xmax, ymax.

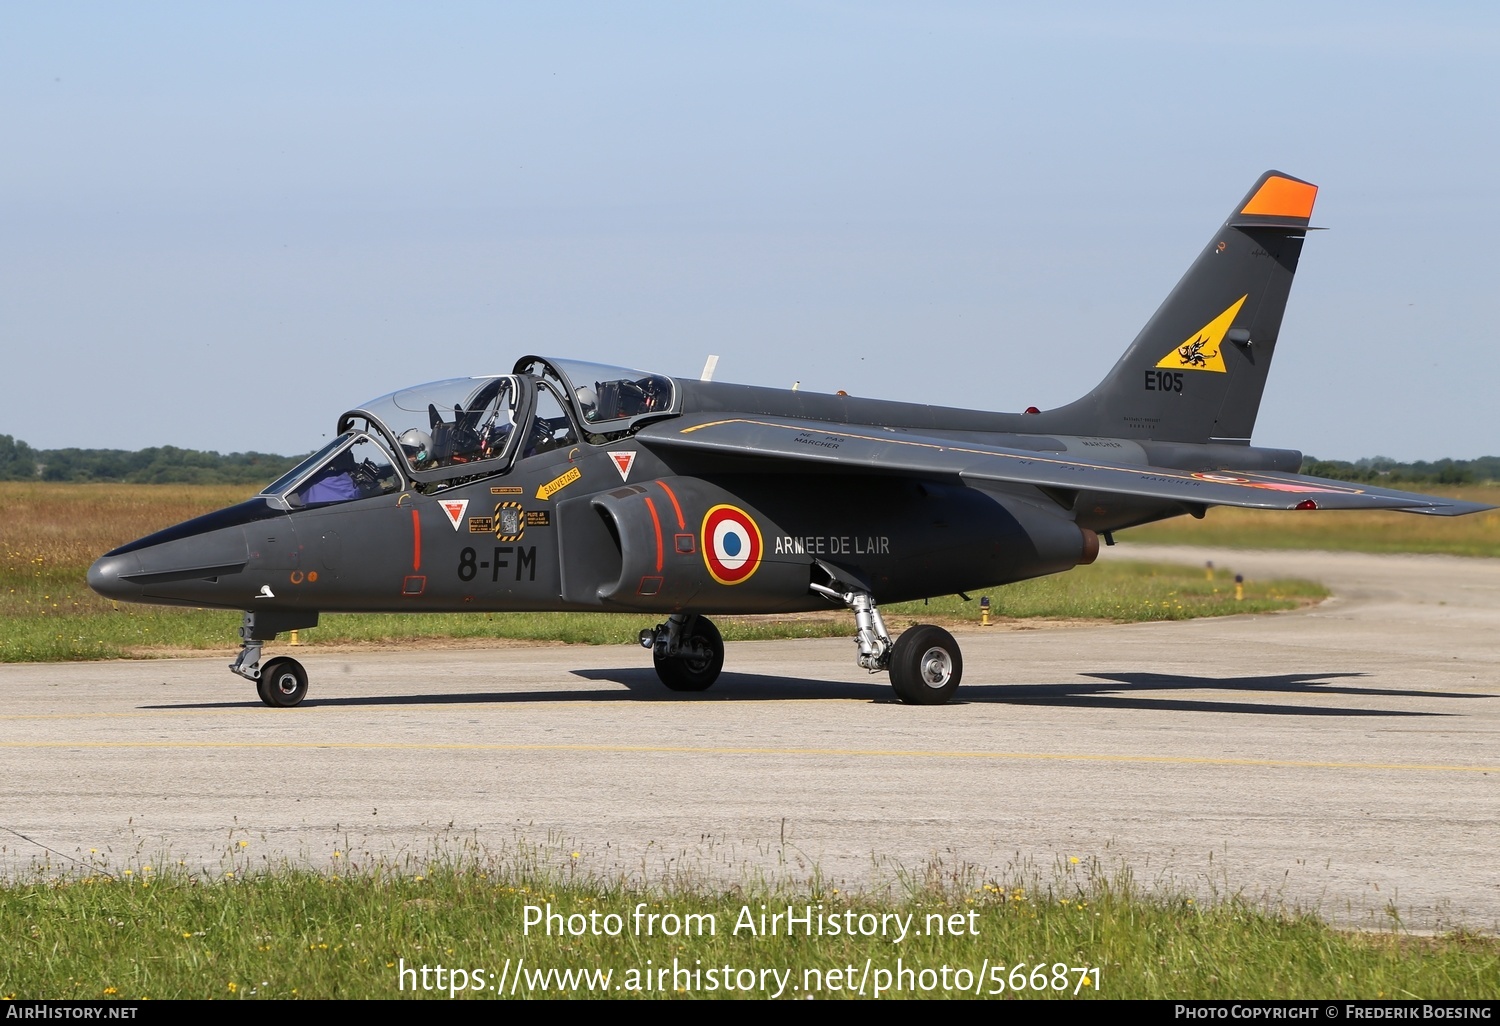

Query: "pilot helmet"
<box><xmin>575</xmin><ymin>385</ymin><xmax>598</xmax><ymax>422</ymax></box>
<box><xmin>398</xmin><ymin>428</ymin><xmax>433</xmax><ymax>465</ymax></box>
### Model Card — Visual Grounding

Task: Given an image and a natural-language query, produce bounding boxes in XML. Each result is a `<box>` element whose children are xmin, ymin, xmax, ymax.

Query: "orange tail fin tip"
<box><xmin>1240</xmin><ymin>175</ymin><xmax>1318</xmax><ymax>220</ymax></box>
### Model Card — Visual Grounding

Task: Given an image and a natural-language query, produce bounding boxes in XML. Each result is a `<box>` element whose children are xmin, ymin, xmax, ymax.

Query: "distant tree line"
<box><xmin>0</xmin><ymin>434</ymin><xmax>303</xmax><ymax>485</ymax></box>
<box><xmin>1300</xmin><ymin>456</ymin><xmax>1499</xmax><ymax>486</ymax></box>
<box><xmin>0</xmin><ymin>432</ymin><xmax>1495</xmax><ymax>487</ymax></box>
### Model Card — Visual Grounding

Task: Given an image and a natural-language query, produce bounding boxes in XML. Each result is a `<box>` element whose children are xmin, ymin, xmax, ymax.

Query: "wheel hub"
<box><xmin>919</xmin><ymin>647</ymin><xmax>953</xmax><ymax>688</ymax></box>
<box><xmin>681</xmin><ymin>640</ymin><xmax>712</xmax><ymax>671</ymax></box>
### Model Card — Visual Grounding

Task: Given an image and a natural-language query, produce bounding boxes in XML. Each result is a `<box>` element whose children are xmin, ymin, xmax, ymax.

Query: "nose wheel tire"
<box><xmin>653</xmin><ymin>616</ymin><xmax>725</xmax><ymax>692</ymax></box>
<box><xmin>257</xmin><ymin>657</ymin><xmax>309</xmax><ymax>708</ymax></box>
<box><xmin>888</xmin><ymin>624</ymin><xmax>962</xmax><ymax>705</ymax></box>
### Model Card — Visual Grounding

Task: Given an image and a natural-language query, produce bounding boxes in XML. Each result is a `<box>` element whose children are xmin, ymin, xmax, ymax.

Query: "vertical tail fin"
<box><xmin>1050</xmin><ymin>171</ymin><xmax>1317</xmax><ymax>444</ymax></box>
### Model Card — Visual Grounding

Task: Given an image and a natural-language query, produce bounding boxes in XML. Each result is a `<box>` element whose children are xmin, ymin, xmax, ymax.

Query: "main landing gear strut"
<box><xmin>638</xmin><ymin>580</ymin><xmax>963</xmax><ymax>705</ymax></box>
<box><xmin>811</xmin><ymin>573</ymin><xmax>963</xmax><ymax>705</ymax></box>
<box><xmin>640</xmin><ymin>613</ymin><xmax>725</xmax><ymax>692</ymax></box>
<box><xmin>229</xmin><ymin>610</ymin><xmax>319</xmax><ymax>708</ymax></box>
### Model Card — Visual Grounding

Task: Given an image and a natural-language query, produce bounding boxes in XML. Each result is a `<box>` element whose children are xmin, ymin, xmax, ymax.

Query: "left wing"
<box><xmin>638</xmin><ymin>415</ymin><xmax>1492</xmax><ymax>516</ymax></box>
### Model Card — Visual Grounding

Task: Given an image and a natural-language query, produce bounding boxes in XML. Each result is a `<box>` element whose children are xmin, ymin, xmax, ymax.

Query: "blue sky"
<box><xmin>3</xmin><ymin>2</ymin><xmax>1497</xmax><ymax>459</ymax></box>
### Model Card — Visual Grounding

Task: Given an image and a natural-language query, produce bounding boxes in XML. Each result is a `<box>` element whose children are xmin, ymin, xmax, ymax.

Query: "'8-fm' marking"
<box><xmin>702</xmin><ymin>504</ymin><xmax>763</xmax><ymax>586</ymax></box>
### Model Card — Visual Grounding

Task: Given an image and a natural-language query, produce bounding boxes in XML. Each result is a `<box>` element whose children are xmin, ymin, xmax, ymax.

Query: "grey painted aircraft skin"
<box><xmin>88</xmin><ymin>171</ymin><xmax>1491</xmax><ymax>707</ymax></box>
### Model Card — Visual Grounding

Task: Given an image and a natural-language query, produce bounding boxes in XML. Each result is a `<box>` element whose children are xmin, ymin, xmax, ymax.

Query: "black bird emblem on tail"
<box><xmin>1176</xmin><ymin>335</ymin><xmax>1215</xmax><ymax>367</ymax></box>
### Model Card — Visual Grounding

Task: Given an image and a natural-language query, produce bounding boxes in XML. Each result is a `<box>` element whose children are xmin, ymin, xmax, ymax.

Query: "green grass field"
<box><xmin>0</xmin><ymin>482</ymin><xmax>1324</xmax><ymax>662</ymax></box>
<box><xmin>1127</xmin><ymin>485</ymin><xmax>1500</xmax><ymax>556</ymax></box>
<box><xmin>4</xmin><ymin>856</ymin><xmax>1496</xmax><ymax>1000</ymax></box>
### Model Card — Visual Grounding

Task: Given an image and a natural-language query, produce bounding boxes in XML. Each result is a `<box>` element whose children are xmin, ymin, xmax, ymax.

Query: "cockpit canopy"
<box><xmin>344</xmin><ymin>375</ymin><xmax>521</xmax><ymax>481</ymax></box>
<box><xmin>259</xmin><ymin>357</ymin><xmax>681</xmax><ymax>506</ymax></box>
<box><xmin>513</xmin><ymin>357</ymin><xmax>677</xmax><ymax>437</ymax></box>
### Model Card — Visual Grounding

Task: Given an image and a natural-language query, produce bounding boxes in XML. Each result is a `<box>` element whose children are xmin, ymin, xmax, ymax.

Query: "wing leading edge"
<box><xmin>639</xmin><ymin>415</ymin><xmax>1492</xmax><ymax>517</ymax></box>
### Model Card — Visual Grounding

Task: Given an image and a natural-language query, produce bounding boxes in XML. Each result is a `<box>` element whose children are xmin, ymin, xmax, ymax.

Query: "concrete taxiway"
<box><xmin>1</xmin><ymin>544</ymin><xmax>1496</xmax><ymax>929</ymax></box>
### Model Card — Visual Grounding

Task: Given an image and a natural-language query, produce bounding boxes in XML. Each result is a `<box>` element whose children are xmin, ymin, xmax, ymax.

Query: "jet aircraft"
<box><xmin>88</xmin><ymin>171</ymin><xmax>1490</xmax><ymax>707</ymax></box>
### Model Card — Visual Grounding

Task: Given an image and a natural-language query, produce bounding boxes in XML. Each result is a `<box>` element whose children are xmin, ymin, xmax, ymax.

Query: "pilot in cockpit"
<box><xmin>299</xmin><ymin>448</ymin><xmax>362</xmax><ymax>504</ymax></box>
<box><xmin>575</xmin><ymin>385</ymin><xmax>599</xmax><ymax>422</ymax></box>
<box><xmin>398</xmin><ymin>403</ymin><xmax>513</xmax><ymax>472</ymax></box>
<box><xmin>575</xmin><ymin>375</ymin><xmax>664</xmax><ymax>424</ymax></box>
<box><xmin>292</xmin><ymin>441</ymin><xmax>399</xmax><ymax>506</ymax></box>
<box><xmin>398</xmin><ymin>428</ymin><xmax>434</xmax><ymax>471</ymax></box>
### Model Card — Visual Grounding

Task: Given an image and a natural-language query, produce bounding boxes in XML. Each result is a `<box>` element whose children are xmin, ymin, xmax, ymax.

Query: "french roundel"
<box><xmin>702</xmin><ymin>504</ymin><xmax>763</xmax><ymax>586</ymax></box>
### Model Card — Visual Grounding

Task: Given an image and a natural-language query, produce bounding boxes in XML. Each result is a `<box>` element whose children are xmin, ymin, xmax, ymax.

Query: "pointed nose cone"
<box><xmin>87</xmin><ymin>552</ymin><xmax>143</xmax><ymax>600</ymax></box>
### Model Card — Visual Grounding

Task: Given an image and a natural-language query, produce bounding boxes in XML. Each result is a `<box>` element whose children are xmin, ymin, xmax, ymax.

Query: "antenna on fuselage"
<box><xmin>700</xmin><ymin>355</ymin><xmax>719</xmax><ymax>382</ymax></box>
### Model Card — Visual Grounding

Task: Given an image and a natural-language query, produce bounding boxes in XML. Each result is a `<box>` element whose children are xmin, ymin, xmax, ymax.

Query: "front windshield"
<box><xmin>349</xmin><ymin>376</ymin><xmax>520</xmax><ymax>476</ymax></box>
<box><xmin>263</xmin><ymin>438</ymin><xmax>345</xmax><ymax>496</ymax></box>
<box><xmin>264</xmin><ymin>433</ymin><xmax>403</xmax><ymax>509</ymax></box>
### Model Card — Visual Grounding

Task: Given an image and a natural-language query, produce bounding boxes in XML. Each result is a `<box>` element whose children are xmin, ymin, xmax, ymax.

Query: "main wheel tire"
<box><xmin>258</xmin><ymin>657</ymin><xmax>309</xmax><ymax>708</ymax></box>
<box><xmin>653</xmin><ymin>616</ymin><xmax>725</xmax><ymax>692</ymax></box>
<box><xmin>888</xmin><ymin>624</ymin><xmax>962</xmax><ymax>705</ymax></box>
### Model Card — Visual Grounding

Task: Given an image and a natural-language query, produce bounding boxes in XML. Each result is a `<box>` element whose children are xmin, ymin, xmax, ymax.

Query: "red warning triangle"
<box><xmin>609</xmin><ymin>451</ymin><xmax>637</xmax><ymax>482</ymax></box>
<box><xmin>439</xmin><ymin>499</ymin><xmax>469</xmax><ymax>531</ymax></box>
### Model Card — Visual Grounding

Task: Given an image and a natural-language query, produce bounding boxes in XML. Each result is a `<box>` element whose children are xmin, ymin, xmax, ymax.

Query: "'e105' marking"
<box><xmin>1144</xmin><ymin>370</ymin><xmax>1184</xmax><ymax>393</ymax></box>
<box><xmin>458</xmin><ymin>546</ymin><xmax>537</xmax><ymax>582</ymax></box>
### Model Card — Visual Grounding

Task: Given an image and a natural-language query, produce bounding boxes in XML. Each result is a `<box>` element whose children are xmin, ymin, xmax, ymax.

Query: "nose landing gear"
<box><xmin>230</xmin><ymin>610</ymin><xmax>320</xmax><ymax>708</ymax></box>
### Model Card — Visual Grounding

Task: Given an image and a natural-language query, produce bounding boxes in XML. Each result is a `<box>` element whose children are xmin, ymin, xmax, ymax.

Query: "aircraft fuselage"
<box><xmin>95</xmin><ymin>408</ymin><xmax>1232</xmax><ymax>618</ymax></box>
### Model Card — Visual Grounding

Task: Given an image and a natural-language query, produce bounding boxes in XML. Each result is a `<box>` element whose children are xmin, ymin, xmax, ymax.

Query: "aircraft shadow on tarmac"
<box><xmin>145</xmin><ymin>668</ymin><xmax>1488</xmax><ymax>716</ymax></box>
<box><xmin>566</xmin><ymin>668</ymin><xmax>1480</xmax><ymax>717</ymax></box>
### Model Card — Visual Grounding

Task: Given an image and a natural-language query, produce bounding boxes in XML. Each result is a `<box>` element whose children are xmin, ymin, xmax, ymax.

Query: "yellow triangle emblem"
<box><xmin>1156</xmin><ymin>295</ymin><xmax>1247</xmax><ymax>373</ymax></box>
